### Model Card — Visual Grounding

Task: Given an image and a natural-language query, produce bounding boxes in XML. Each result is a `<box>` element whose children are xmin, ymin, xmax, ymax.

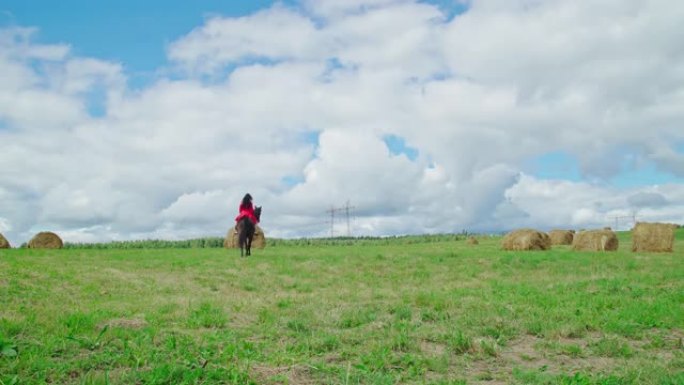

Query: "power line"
<box><xmin>608</xmin><ymin>212</ymin><xmax>637</xmax><ymax>230</ymax></box>
<box><xmin>325</xmin><ymin>200</ymin><xmax>355</xmax><ymax>237</ymax></box>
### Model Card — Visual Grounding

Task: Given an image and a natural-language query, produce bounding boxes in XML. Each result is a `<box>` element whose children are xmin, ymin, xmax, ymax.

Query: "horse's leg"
<box><xmin>245</xmin><ymin>222</ymin><xmax>254</xmax><ymax>256</ymax></box>
<box><xmin>246</xmin><ymin>233</ymin><xmax>251</xmax><ymax>256</ymax></box>
<box><xmin>249</xmin><ymin>234</ymin><xmax>253</xmax><ymax>255</ymax></box>
<box><xmin>238</xmin><ymin>222</ymin><xmax>245</xmax><ymax>257</ymax></box>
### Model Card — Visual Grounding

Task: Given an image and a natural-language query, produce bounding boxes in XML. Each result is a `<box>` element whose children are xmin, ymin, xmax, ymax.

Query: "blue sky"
<box><xmin>0</xmin><ymin>0</ymin><xmax>683</xmax><ymax>244</ymax></box>
<box><xmin>524</xmin><ymin>151</ymin><xmax>682</xmax><ymax>188</ymax></box>
<box><xmin>1</xmin><ymin>0</ymin><xmax>281</xmax><ymax>86</ymax></box>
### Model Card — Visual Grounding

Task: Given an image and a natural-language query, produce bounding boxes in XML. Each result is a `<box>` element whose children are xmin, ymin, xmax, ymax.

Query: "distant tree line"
<box><xmin>60</xmin><ymin>232</ymin><xmax>475</xmax><ymax>249</ymax></box>
<box><xmin>267</xmin><ymin>232</ymin><xmax>472</xmax><ymax>247</ymax></box>
<box><xmin>63</xmin><ymin>238</ymin><xmax>225</xmax><ymax>249</ymax></box>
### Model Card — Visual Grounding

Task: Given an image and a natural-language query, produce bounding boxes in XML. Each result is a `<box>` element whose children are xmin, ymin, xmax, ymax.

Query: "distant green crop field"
<box><xmin>1</xmin><ymin>231</ymin><xmax>683</xmax><ymax>384</ymax></box>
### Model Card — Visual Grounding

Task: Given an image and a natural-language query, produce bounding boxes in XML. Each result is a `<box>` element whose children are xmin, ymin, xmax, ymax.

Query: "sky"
<box><xmin>0</xmin><ymin>0</ymin><xmax>683</xmax><ymax>246</ymax></box>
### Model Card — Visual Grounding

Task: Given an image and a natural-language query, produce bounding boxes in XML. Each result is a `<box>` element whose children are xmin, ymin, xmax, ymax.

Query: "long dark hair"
<box><xmin>241</xmin><ymin>193</ymin><xmax>253</xmax><ymax>208</ymax></box>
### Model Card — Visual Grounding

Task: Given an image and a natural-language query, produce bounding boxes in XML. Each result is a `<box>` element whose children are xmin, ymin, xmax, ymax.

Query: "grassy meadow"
<box><xmin>1</xmin><ymin>230</ymin><xmax>683</xmax><ymax>384</ymax></box>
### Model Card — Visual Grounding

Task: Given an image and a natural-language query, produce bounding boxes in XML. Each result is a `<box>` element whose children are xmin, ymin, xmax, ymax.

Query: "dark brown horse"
<box><xmin>237</xmin><ymin>206</ymin><xmax>261</xmax><ymax>257</ymax></box>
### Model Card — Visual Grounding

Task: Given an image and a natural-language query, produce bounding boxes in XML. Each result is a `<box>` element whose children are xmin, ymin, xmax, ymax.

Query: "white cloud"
<box><xmin>0</xmin><ymin>0</ymin><xmax>683</xmax><ymax>246</ymax></box>
<box><xmin>441</xmin><ymin>0</ymin><xmax>684</xmax><ymax>177</ymax></box>
<box><xmin>160</xmin><ymin>190</ymin><xmax>231</xmax><ymax>224</ymax></box>
<box><xmin>168</xmin><ymin>5</ymin><xmax>320</xmax><ymax>74</ymax></box>
<box><xmin>0</xmin><ymin>217</ymin><xmax>11</xmax><ymax>233</ymax></box>
<box><xmin>282</xmin><ymin>129</ymin><xmax>424</xmax><ymax>213</ymax></box>
<box><xmin>505</xmin><ymin>175</ymin><xmax>684</xmax><ymax>231</ymax></box>
<box><xmin>60</xmin><ymin>58</ymin><xmax>124</xmax><ymax>96</ymax></box>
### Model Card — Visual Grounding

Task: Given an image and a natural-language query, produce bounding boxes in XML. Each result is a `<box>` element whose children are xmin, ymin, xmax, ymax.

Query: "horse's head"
<box><xmin>254</xmin><ymin>206</ymin><xmax>262</xmax><ymax>222</ymax></box>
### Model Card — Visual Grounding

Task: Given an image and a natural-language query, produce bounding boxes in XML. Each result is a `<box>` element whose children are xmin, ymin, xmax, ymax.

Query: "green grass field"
<box><xmin>1</xmin><ymin>230</ymin><xmax>683</xmax><ymax>384</ymax></box>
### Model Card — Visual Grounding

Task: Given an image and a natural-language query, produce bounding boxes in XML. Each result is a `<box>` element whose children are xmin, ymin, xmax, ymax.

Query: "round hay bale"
<box><xmin>502</xmin><ymin>229</ymin><xmax>551</xmax><ymax>251</ymax></box>
<box><xmin>223</xmin><ymin>226</ymin><xmax>266</xmax><ymax>249</ymax></box>
<box><xmin>224</xmin><ymin>227</ymin><xmax>238</xmax><ymax>248</ymax></box>
<box><xmin>631</xmin><ymin>222</ymin><xmax>675</xmax><ymax>253</ymax></box>
<box><xmin>252</xmin><ymin>226</ymin><xmax>266</xmax><ymax>249</ymax></box>
<box><xmin>466</xmin><ymin>236</ymin><xmax>479</xmax><ymax>245</ymax></box>
<box><xmin>28</xmin><ymin>232</ymin><xmax>63</xmax><ymax>249</ymax></box>
<box><xmin>548</xmin><ymin>230</ymin><xmax>574</xmax><ymax>245</ymax></box>
<box><xmin>572</xmin><ymin>230</ymin><xmax>618</xmax><ymax>251</ymax></box>
<box><xmin>0</xmin><ymin>233</ymin><xmax>10</xmax><ymax>249</ymax></box>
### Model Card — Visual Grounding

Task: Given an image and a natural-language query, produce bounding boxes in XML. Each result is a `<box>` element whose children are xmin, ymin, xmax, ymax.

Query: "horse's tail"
<box><xmin>238</xmin><ymin>218</ymin><xmax>247</xmax><ymax>248</ymax></box>
<box><xmin>237</xmin><ymin>218</ymin><xmax>255</xmax><ymax>249</ymax></box>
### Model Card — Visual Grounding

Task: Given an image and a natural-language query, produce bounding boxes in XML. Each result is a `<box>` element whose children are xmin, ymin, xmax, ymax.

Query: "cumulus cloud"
<box><xmin>506</xmin><ymin>175</ymin><xmax>684</xmax><ymax>231</ymax></box>
<box><xmin>1</xmin><ymin>0</ymin><xmax>683</xmax><ymax>246</ymax></box>
<box><xmin>161</xmin><ymin>190</ymin><xmax>231</xmax><ymax>224</ymax></box>
<box><xmin>168</xmin><ymin>5</ymin><xmax>321</xmax><ymax>74</ymax></box>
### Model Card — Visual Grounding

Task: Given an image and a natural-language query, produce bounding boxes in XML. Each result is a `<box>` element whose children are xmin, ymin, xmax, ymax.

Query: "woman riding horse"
<box><xmin>235</xmin><ymin>193</ymin><xmax>259</xmax><ymax>227</ymax></box>
<box><xmin>235</xmin><ymin>193</ymin><xmax>261</xmax><ymax>256</ymax></box>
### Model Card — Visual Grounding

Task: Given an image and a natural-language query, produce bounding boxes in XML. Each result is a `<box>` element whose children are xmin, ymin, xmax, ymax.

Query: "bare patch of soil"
<box><xmin>101</xmin><ymin>317</ymin><xmax>148</xmax><ymax>329</ymax></box>
<box><xmin>250</xmin><ymin>364</ymin><xmax>318</xmax><ymax>385</ymax></box>
<box><xmin>459</xmin><ymin>329</ymin><xmax>683</xmax><ymax>383</ymax></box>
<box><xmin>420</xmin><ymin>340</ymin><xmax>447</xmax><ymax>356</ymax></box>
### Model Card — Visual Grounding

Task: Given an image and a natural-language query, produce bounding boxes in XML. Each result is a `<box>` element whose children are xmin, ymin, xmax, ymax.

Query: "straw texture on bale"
<box><xmin>224</xmin><ymin>226</ymin><xmax>266</xmax><ymax>249</ymax></box>
<box><xmin>252</xmin><ymin>226</ymin><xmax>266</xmax><ymax>249</ymax></box>
<box><xmin>466</xmin><ymin>236</ymin><xmax>479</xmax><ymax>245</ymax></box>
<box><xmin>28</xmin><ymin>232</ymin><xmax>63</xmax><ymax>249</ymax></box>
<box><xmin>0</xmin><ymin>233</ymin><xmax>10</xmax><ymax>248</ymax></box>
<box><xmin>572</xmin><ymin>230</ymin><xmax>618</xmax><ymax>251</ymax></box>
<box><xmin>548</xmin><ymin>230</ymin><xmax>574</xmax><ymax>245</ymax></box>
<box><xmin>224</xmin><ymin>228</ymin><xmax>238</xmax><ymax>248</ymax></box>
<box><xmin>502</xmin><ymin>229</ymin><xmax>551</xmax><ymax>251</ymax></box>
<box><xmin>631</xmin><ymin>222</ymin><xmax>675</xmax><ymax>253</ymax></box>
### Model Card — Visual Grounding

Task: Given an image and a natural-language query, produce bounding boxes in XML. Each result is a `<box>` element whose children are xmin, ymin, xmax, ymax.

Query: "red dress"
<box><xmin>235</xmin><ymin>202</ymin><xmax>259</xmax><ymax>224</ymax></box>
